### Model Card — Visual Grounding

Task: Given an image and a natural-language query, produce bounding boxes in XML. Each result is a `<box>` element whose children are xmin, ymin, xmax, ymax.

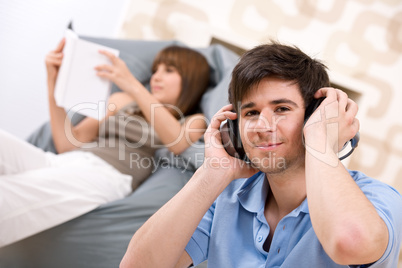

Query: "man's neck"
<box><xmin>262</xmin><ymin>168</ymin><xmax>306</xmax><ymax>253</ymax></box>
<box><xmin>265</xmin><ymin>167</ymin><xmax>306</xmax><ymax>219</ymax></box>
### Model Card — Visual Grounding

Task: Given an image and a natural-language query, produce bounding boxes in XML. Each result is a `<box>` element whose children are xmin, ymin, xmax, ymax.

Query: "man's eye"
<box><xmin>276</xmin><ymin>107</ymin><xmax>290</xmax><ymax>113</ymax></box>
<box><xmin>244</xmin><ymin>110</ymin><xmax>259</xmax><ymax>117</ymax></box>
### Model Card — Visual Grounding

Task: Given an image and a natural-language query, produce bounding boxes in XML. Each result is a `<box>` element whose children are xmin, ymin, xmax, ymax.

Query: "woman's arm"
<box><xmin>45</xmin><ymin>38</ymin><xmax>97</xmax><ymax>153</ymax></box>
<box><xmin>95</xmin><ymin>51</ymin><xmax>206</xmax><ymax>155</ymax></box>
<box><xmin>45</xmin><ymin>40</ymin><xmax>132</xmax><ymax>153</ymax></box>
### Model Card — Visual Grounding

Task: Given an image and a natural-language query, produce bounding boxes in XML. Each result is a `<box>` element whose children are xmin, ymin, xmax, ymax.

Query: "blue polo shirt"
<box><xmin>185</xmin><ymin>170</ymin><xmax>402</xmax><ymax>268</ymax></box>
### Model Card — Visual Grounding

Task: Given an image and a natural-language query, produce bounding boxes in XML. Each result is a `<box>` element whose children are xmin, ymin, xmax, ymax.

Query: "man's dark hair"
<box><xmin>228</xmin><ymin>41</ymin><xmax>330</xmax><ymax>112</ymax></box>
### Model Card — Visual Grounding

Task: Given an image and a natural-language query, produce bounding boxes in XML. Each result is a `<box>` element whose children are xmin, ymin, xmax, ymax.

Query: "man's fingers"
<box><xmin>336</xmin><ymin>89</ymin><xmax>349</xmax><ymax>112</ymax></box>
<box><xmin>206</xmin><ymin>105</ymin><xmax>235</xmax><ymax>133</ymax></box>
<box><xmin>353</xmin><ymin>118</ymin><xmax>360</xmax><ymax>134</ymax></box>
<box><xmin>209</xmin><ymin>111</ymin><xmax>236</xmax><ymax>130</ymax></box>
<box><xmin>205</xmin><ymin>112</ymin><xmax>235</xmax><ymax>142</ymax></box>
<box><xmin>204</xmin><ymin>104</ymin><xmax>235</xmax><ymax>147</ymax></box>
<box><xmin>346</xmin><ymin>98</ymin><xmax>358</xmax><ymax>117</ymax></box>
<box><xmin>315</xmin><ymin>87</ymin><xmax>356</xmax><ymax>114</ymax></box>
<box><xmin>314</xmin><ymin>87</ymin><xmax>337</xmax><ymax>99</ymax></box>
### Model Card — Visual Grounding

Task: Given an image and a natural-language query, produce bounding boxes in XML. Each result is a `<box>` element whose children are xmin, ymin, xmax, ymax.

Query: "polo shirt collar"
<box><xmin>237</xmin><ymin>171</ymin><xmax>310</xmax><ymax>216</ymax></box>
<box><xmin>291</xmin><ymin>198</ymin><xmax>309</xmax><ymax>216</ymax></box>
<box><xmin>237</xmin><ymin>172</ymin><xmax>267</xmax><ymax>214</ymax></box>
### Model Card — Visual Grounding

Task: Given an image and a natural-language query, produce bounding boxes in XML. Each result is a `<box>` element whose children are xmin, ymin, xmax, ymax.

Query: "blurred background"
<box><xmin>0</xmin><ymin>2</ymin><xmax>401</xmax><ymax>263</ymax></box>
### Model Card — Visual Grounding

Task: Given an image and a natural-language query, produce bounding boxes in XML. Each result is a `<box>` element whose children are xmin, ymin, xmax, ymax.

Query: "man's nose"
<box><xmin>253</xmin><ymin>114</ymin><xmax>274</xmax><ymax>132</ymax></box>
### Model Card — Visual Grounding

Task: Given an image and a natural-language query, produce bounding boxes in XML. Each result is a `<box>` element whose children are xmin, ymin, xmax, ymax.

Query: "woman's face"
<box><xmin>150</xmin><ymin>63</ymin><xmax>182</xmax><ymax>106</ymax></box>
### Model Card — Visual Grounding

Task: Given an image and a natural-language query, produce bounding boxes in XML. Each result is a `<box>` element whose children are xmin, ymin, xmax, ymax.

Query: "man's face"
<box><xmin>239</xmin><ymin>77</ymin><xmax>306</xmax><ymax>174</ymax></box>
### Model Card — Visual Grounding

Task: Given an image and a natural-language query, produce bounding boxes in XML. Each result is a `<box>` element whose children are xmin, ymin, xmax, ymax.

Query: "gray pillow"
<box><xmin>199</xmin><ymin>44</ymin><xmax>239</xmax><ymax>120</ymax></box>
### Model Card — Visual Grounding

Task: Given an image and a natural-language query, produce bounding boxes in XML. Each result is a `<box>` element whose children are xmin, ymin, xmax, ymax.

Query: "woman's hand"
<box><xmin>95</xmin><ymin>50</ymin><xmax>140</xmax><ymax>94</ymax></box>
<box><xmin>45</xmin><ymin>38</ymin><xmax>65</xmax><ymax>94</ymax></box>
<box><xmin>203</xmin><ymin>104</ymin><xmax>259</xmax><ymax>181</ymax></box>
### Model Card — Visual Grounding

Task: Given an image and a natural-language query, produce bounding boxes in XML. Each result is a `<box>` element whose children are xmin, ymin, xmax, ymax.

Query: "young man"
<box><xmin>120</xmin><ymin>42</ymin><xmax>402</xmax><ymax>268</ymax></box>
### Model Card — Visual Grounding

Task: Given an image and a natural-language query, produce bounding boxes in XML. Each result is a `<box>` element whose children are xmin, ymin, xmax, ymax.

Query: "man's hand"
<box><xmin>303</xmin><ymin>87</ymin><xmax>359</xmax><ymax>158</ymax></box>
<box><xmin>203</xmin><ymin>104</ymin><xmax>258</xmax><ymax>180</ymax></box>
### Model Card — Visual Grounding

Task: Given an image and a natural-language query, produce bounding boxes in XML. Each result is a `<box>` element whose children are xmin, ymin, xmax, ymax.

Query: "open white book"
<box><xmin>54</xmin><ymin>29</ymin><xmax>120</xmax><ymax>119</ymax></box>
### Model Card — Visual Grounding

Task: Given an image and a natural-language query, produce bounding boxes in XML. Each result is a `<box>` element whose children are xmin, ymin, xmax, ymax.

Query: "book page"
<box><xmin>55</xmin><ymin>29</ymin><xmax>119</xmax><ymax>119</ymax></box>
<box><xmin>54</xmin><ymin>30</ymin><xmax>76</xmax><ymax>109</ymax></box>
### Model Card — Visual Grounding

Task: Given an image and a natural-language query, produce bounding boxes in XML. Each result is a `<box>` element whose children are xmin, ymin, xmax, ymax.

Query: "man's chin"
<box><xmin>247</xmin><ymin>154</ymin><xmax>287</xmax><ymax>174</ymax></box>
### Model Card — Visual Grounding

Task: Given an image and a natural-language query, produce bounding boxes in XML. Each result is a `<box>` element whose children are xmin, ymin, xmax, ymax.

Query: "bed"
<box><xmin>0</xmin><ymin>36</ymin><xmax>240</xmax><ymax>268</ymax></box>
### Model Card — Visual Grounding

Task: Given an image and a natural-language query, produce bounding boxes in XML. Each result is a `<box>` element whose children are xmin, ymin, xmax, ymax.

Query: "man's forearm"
<box><xmin>305</xmin><ymin>151</ymin><xmax>388</xmax><ymax>265</ymax></box>
<box><xmin>120</xmin><ymin>163</ymin><xmax>233</xmax><ymax>268</ymax></box>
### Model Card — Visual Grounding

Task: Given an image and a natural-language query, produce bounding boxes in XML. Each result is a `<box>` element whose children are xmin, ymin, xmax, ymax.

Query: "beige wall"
<box><xmin>119</xmin><ymin>0</ymin><xmax>401</xmax><ymax>264</ymax></box>
<box><xmin>120</xmin><ymin>0</ymin><xmax>402</xmax><ymax>188</ymax></box>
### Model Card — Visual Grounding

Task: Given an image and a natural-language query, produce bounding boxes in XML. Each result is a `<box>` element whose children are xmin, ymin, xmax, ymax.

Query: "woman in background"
<box><xmin>0</xmin><ymin>39</ymin><xmax>210</xmax><ymax>247</ymax></box>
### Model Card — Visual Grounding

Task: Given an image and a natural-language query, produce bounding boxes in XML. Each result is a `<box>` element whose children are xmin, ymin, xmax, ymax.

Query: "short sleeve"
<box><xmin>353</xmin><ymin>171</ymin><xmax>402</xmax><ymax>267</ymax></box>
<box><xmin>185</xmin><ymin>201</ymin><xmax>216</xmax><ymax>266</ymax></box>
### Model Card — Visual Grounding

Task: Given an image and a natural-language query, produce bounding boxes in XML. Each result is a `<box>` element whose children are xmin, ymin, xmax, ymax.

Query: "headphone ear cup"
<box><xmin>304</xmin><ymin>97</ymin><xmax>325</xmax><ymax>125</ymax></box>
<box><xmin>350</xmin><ymin>132</ymin><xmax>360</xmax><ymax>149</ymax></box>
<box><xmin>220</xmin><ymin>119</ymin><xmax>249</xmax><ymax>162</ymax></box>
<box><xmin>220</xmin><ymin>120</ymin><xmax>238</xmax><ymax>157</ymax></box>
<box><xmin>227</xmin><ymin>119</ymin><xmax>248</xmax><ymax>161</ymax></box>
